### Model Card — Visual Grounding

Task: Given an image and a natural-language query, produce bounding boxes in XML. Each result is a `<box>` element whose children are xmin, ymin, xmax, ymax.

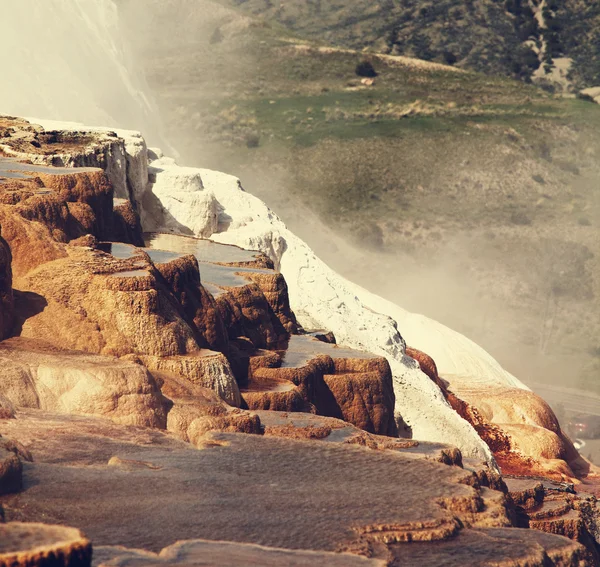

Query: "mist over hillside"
<box><xmin>0</xmin><ymin>0</ymin><xmax>164</xmax><ymax>145</ymax></box>
<box><xmin>118</xmin><ymin>0</ymin><xmax>600</xmax><ymax>403</ymax></box>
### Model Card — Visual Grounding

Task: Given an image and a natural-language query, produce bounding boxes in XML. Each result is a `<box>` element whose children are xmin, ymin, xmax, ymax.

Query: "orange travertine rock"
<box><xmin>0</xmin><ymin>522</ymin><xmax>91</xmax><ymax>567</ymax></box>
<box><xmin>215</xmin><ymin>282</ymin><xmax>290</xmax><ymax>349</ymax></box>
<box><xmin>0</xmin><ymin>167</ymin><xmax>128</xmax><ymax>279</ymax></box>
<box><xmin>405</xmin><ymin>346</ymin><xmax>447</xmax><ymax>391</ymax></box>
<box><xmin>408</xmin><ymin>346</ymin><xmax>600</xmax><ymax>559</ymax></box>
<box><xmin>406</xmin><ymin>345</ymin><xmax>586</xmax><ymax>482</ymax></box>
<box><xmin>16</xmin><ymin>247</ymin><xmax>198</xmax><ymax>358</ymax></box>
<box><xmin>450</xmin><ymin>381</ymin><xmax>583</xmax><ymax>480</ymax></box>
<box><xmin>150</xmin><ymin>254</ymin><xmax>230</xmax><ymax>353</ymax></box>
<box><xmin>242</xmin><ymin>270</ymin><xmax>298</xmax><ymax>335</ymax></box>
<box><xmin>505</xmin><ymin>477</ymin><xmax>600</xmax><ymax>564</ymax></box>
<box><xmin>0</xmin><ymin>337</ymin><xmax>168</xmax><ymax>429</ymax></box>
<box><xmin>137</xmin><ymin>351</ymin><xmax>242</xmax><ymax>408</ymax></box>
<box><xmin>151</xmin><ymin>369</ymin><xmax>260</xmax><ymax>444</ymax></box>
<box><xmin>0</xmin><ymin>205</ymin><xmax>67</xmax><ymax>277</ymax></box>
<box><xmin>112</xmin><ymin>200</ymin><xmax>144</xmax><ymax>247</ymax></box>
<box><xmin>143</xmin><ymin>232</ymin><xmax>296</xmax><ymax>350</ymax></box>
<box><xmin>243</xmin><ymin>336</ymin><xmax>397</xmax><ymax>436</ymax></box>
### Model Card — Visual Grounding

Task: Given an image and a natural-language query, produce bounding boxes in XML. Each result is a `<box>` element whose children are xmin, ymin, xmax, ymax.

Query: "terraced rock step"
<box><xmin>0</xmin><ymin>522</ymin><xmax>91</xmax><ymax>567</ymax></box>
<box><xmin>243</xmin><ymin>334</ymin><xmax>397</xmax><ymax>435</ymax></box>
<box><xmin>255</xmin><ymin>410</ymin><xmax>466</xmax><ymax>467</ymax></box>
<box><xmin>144</xmin><ymin>232</ymin><xmax>262</xmax><ymax>265</ymax></box>
<box><xmin>506</xmin><ymin>476</ymin><xmax>600</xmax><ymax>563</ymax></box>
<box><xmin>0</xmin><ymin>409</ymin><xmax>586</xmax><ymax>566</ymax></box>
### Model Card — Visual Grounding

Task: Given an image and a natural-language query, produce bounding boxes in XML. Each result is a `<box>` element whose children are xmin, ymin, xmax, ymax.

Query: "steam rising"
<box><xmin>117</xmin><ymin>0</ymin><xmax>599</xmax><ymax>415</ymax></box>
<box><xmin>1</xmin><ymin>0</ymin><xmax>163</xmax><ymax>145</ymax></box>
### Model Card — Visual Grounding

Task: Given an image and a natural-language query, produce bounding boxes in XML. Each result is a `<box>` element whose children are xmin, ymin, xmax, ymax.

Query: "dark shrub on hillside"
<box><xmin>355</xmin><ymin>60</ymin><xmax>378</xmax><ymax>78</ymax></box>
<box><xmin>510</xmin><ymin>210</ymin><xmax>533</xmax><ymax>225</ymax></box>
<box><xmin>245</xmin><ymin>132</ymin><xmax>260</xmax><ymax>148</ymax></box>
<box><xmin>443</xmin><ymin>50</ymin><xmax>458</xmax><ymax>65</ymax></box>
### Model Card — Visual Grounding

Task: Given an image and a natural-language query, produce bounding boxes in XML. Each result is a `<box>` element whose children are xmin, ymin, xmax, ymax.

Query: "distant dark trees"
<box><xmin>355</xmin><ymin>60</ymin><xmax>378</xmax><ymax>78</ymax></box>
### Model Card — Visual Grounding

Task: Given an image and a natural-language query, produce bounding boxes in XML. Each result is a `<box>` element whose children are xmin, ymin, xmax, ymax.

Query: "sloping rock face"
<box><xmin>407</xmin><ymin>346</ymin><xmax>586</xmax><ymax>482</ymax></box>
<box><xmin>447</xmin><ymin>377</ymin><xmax>584</xmax><ymax>480</ymax></box>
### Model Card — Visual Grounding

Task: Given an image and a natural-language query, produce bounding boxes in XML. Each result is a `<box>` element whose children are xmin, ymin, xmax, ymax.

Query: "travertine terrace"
<box><xmin>0</xmin><ymin>116</ymin><xmax>599</xmax><ymax>566</ymax></box>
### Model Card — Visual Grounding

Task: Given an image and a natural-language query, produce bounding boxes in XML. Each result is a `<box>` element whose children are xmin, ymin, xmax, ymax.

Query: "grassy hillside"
<box><xmin>120</xmin><ymin>0</ymin><xmax>600</xmax><ymax>391</ymax></box>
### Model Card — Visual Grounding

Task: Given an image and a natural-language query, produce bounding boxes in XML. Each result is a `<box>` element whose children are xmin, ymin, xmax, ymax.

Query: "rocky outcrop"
<box><xmin>0</xmin><ymin>522</ymin><xmax>91</xmax><ymax>567</ymax></box>
<box><xmin>407</xmin><ymin>345</ymin><xmax>585</xmax><ymax>482</ymax></box>
<box><xmin>0</xmin><ymin>337</ymin><xmax>167</xmax><ymax>428</ymax></box>
<box><xmin>243</xmin><ymin>335</ymin><xmax>397</xmax><ymax>436</ymax></box>
<box><xmin>0</xmin><ymin>118</ymin><xmax>149</xmax><ymax>204</ymax></box>
<box><xmin>137</xmin><ymin>351</ymin><xmax>242</xmax><ymax>408</ymax></box>
<box><xmin>506</xmin><ymin>477</ymin><xmax>600</xmax><ymax>563</ymax></box>
<box><xmin>113</xmin><ymin>200</ymin><xmax>144</xmax><ymax>246</ymax></box>
<box><xmin>579</xmin><ymin>87</ymin><xmax>600</xmax><ymax>104</ymax></box>
<box><xmin>215</xmin><ymin>280</ymin><xmax>290</xmax><ymax>349</ymax></box>
<box><xmin>17</xmin><ymin>247</ymin><xmax>199</xmax><ymax>357</ymax></box>
<box><xmin>448</xmin><ymin>375</ymin><xmax>582</xmax><ymax>480</ymax></box>
<box><xmin>155</xmin><ymin>371</ymin><xmax>260</xmax><ymax>446</ymax></box>
<box><xmin>149</xmin><ymin>253</ymin><xmax>230</xmax><ymax>353</ymax></box>
<box><xmin>0</xmin><ymin>205</ymin><xmax>67</xmax><ymax>277</ymax></box>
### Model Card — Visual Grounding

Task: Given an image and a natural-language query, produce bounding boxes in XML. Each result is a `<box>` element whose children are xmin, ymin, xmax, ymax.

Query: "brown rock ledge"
<box><xmin>0</xmin><ymin>522</ymin><xmax>91</xmax><ymax>567</ymax></box>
